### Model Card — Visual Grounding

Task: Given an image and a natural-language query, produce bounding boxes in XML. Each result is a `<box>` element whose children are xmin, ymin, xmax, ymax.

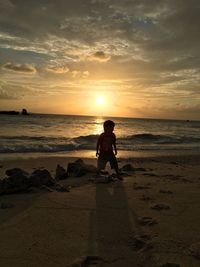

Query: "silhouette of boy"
<box><xmin>96</xmin><ymin>120</ymin><xmax>122</xmax><ymax>180</ymax></box>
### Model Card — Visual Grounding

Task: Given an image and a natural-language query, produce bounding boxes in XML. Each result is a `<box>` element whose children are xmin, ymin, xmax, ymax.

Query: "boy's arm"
<box><xmin>113</xmin><ymin>134</ymin><xmax>117</xmax><ymax>155</ymax></box>
<box><xmin>113</xmin><ymin>142</ymin><xmax>117</xmax><ymax>155</ymax></box>
<box><xmin>96</xmin><ymin>136</ymin><xmax>101</xmax><ymax>156</ymax></box>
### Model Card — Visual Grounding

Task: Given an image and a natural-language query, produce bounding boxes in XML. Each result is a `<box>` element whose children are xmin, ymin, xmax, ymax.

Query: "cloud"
<box><xmin>0</xmin><ymin>88</ymin><xmax>18</xmax><ymax>100</ymax></box>
<box><xmin>45</xmin><ymin>65</ymin><xmax>69</xmax><ymax>74</ymax></box>
<box><xmin>71</xmin><ymin>70</ymin><xmax>90</xmax><ymax>78</ymax></box>
<box><xmin>89</xmin><ymin>51</ymin><xmax>111</xmax><ymax>62</ymax></box>
<box><xmin>0</xmin><ymin>0</ymin><xmax>200</xmax><ymax>119</ymax></box>
<box><xmin>2</xmin><ymin>62</ymin><xmax>36</xmax><ymax>73</ymax></box>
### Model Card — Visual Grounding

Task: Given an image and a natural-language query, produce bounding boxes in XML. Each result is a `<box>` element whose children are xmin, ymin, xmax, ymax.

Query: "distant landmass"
<box><xmin>0</xmin><ymin>109</ymin><xmax>29</xmax><ymax>115</ymax></box>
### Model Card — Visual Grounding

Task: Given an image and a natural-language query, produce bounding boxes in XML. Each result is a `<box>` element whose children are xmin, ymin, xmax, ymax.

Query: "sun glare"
<box><xmin>96</xmin><ymin>96</ymin><xmax>105</xmax><ymax>106</ymax></box>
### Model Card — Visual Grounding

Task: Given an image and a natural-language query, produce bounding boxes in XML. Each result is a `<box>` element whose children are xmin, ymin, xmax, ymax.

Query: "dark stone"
<box><xmin>55</xmin><ymin>164</ymin><xmax>68</xmax><ymax>180</ymax></box>
<box><xmin>6</xmin><ymin>168</ymin><xmax>28</xmax><ymax>177</ymax></box>
<box><xmin>21</xmin><ymin>108</ymin><xmax>29</xmax><ymax>115</ymax></box>
<box><xmin>67</xmin><ymin>159</ymin><xmax>97</xmax><ymax>177</ymax></box>
<box><xmin>0</xmin><ymin>173</ymin><xmax>30</xmax><ymax>195</ymax></box>
<box><xmin>29</xmin><ymin>169</ymin><xmax>55</xmax><ymax>187</ymax></box>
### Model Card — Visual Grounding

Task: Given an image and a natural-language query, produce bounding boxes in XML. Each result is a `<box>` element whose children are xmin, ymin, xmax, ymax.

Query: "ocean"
<box><xmin>0</xmin><ymin>114</ymin><xmax>200</xmax><ymax>158</ymax></box>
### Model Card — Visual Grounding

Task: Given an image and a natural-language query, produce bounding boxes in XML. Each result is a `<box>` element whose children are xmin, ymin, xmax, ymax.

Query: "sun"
<box><xmin>96</xmin><ymin>96</ymin><xmax>105</xmax><ymax>106</ymax></box>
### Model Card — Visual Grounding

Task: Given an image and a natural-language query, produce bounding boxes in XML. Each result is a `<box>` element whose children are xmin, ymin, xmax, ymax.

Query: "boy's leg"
<box><xmin>96</xmin><ymin>156</ymin><xmax>107</xmax><ymax>177</ymax></box>
<box><xmin>110</xmin><ymin>155</ymin><xmax>123</xmax><ymax>180</ymax></box>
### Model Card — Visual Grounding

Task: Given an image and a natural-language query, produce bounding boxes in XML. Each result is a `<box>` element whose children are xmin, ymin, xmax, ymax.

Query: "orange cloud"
<box><xmin>45</xmin><ymin>66</ymin><xmax>69</xmax><ymax>74</ymax></box>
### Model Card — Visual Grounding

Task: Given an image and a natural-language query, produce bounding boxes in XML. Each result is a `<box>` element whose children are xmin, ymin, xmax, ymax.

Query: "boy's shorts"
<box><xmin>97</xmin><ymin>153</ymin><xmax>118</xmax><ymax>170</ymax></box>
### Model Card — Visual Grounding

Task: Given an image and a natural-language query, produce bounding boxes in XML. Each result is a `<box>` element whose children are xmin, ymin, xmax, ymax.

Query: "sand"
<box><xmin>0</xmin><ymin>154</ymin><xmax>200</xmax><ymax>267</ymax></box>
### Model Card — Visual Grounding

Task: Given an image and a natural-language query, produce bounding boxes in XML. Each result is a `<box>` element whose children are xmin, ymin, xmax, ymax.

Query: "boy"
<box><xmin>96</xmin><ymin>120</ymin><xmax>122</xmax><ymax>180</ymax></box>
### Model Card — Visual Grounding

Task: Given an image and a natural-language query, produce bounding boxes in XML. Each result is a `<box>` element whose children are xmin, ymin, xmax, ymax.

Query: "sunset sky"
<box><xmin>0</xmin><ymin>0</ymin><xmax>199</xmax><ymax>120</ymax></box>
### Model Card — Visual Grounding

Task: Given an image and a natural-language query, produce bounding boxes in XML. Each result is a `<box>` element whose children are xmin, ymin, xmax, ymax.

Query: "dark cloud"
<box><xmin>89</xmin><ymin>51</ymin><xmax>111</xmax><ymax>62</ymax></box>
<box><xmin>2</xmin><ymin>62</ymin><xmax>36</xmax><ymax>73</ymax></box>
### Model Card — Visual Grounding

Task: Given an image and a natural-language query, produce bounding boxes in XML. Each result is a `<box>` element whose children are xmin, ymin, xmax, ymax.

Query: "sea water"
<box><xmin>0</xmin><ymin>114</ymin><xmax>200</xmax><ymax>158</ymax></box>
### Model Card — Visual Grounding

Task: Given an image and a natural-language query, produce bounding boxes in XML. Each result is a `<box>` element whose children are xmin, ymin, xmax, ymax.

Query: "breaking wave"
<box><xmin>0</xmin><ymin>133</ymin><xmax>200</xmax><ymax>153</ymax></box>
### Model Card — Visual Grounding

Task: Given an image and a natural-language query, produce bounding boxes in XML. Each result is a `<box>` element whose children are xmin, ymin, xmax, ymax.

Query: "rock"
<box><xmin>159</xmin><ymin>264</ymin><xmax>181</xmax><ymax>267</ymax></box>
<box><xmin>29</xmin><ymin>169</ymin><xmax>55</xmax><ymax>187</ymax></box>
<box><xmin>6</xmin><ymin>168</ymin><xmax>28</xmax><ymax>177</ymax></box>
<box><xmin>121</xmin><ymin>164</ymin><xmax>135</xmax><ymax>172</ymax></box>
<box><xmin>40</xmin><ymin>185</ymin><xmax>54</xmax><ymax>192</ymax></box>
<box><xmin>0</xmin><ymin>179</ymin><xmax>8</xmax><ymax>195</ymax></box>
<box><xmin>0</xmin><ymin>172</ymin><xmax>30</xmax><ymax>195</ymax></box>
<box><xmin>190</xmin><ymin>242</ymin><xmax>200</xmax><ymax>259</ymax></box>
<box><xmin>55</xmin><ymin>164</ymin><xmax>68</xmax><ymax>180</ymax></box>
<box><xmin>67</xmin><ymin>159</ymin><xmax>97</xmax><ymax>177</ymax></box>
<box><xmin>21</xmin><ymin>108</ymin><xmax>29</xmax><ymax>115</ymax></box>
<box><xmin>151</xmin><ymin>204</ymin><xmax>170</xmax><ymax>210</ymax></box>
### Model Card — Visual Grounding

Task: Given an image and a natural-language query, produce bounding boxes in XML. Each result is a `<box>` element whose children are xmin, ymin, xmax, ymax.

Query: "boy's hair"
<box><xmin>103</xmin><ymin>120</ymin><xmax>115</xmax><ymax>130</ymax></box>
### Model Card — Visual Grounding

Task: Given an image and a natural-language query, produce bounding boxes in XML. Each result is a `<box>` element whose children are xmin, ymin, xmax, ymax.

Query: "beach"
<box><xmin>0</xmin><ymin>153</ymin><xmax>200</xmax><ymax>267</ymax></box>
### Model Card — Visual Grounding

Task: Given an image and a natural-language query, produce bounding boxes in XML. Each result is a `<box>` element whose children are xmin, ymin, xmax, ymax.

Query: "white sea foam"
<box><xmin>0</xmin><ymin>114</ymin><xmax>200</xmax><ymax>154</ymax></box>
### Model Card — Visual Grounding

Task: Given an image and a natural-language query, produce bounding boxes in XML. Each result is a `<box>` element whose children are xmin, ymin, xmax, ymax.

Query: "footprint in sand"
<box><xmin>159</xmin><ymin>189</ymin><xmax>173</xmax><ymax>194</ymax></box>
<box><xmin>159</xmin><ymin>263</ymin><xmax>181</xmax><ymax>267</ymax></box>
<box><xmin>129</xmin><ymin>234</ymin><xmax>153</xmax><ymax>252</ymax></box>
<box><xmin>133</xmin><ymin>183</ymin><xmax>151</xmax><ymax>190</ymax></box>
<box><xmin>181</xmin><ymin>178</ymin><xmax>193</xmax><ymax>183</ymax></box>
<box><xmin>70</xmin><ymin>256</ymin><xmax>104</xmax><ymax>267</ymax></box>
<box><xmin>162</xmin><ymin>174</ymin><xmax>181</xmax><ymax>181</ymax></box>
<box><xmin>140</xmin><ymin>195</ymin><xmax>154</xmax><ymax>202</ymax></box>
<box><xmin>189</xmin><ymin>242</ymin><xmax>200</xmax><ymax>259</ymax></box>
<box><xmin>144</xmin><ymin>173</ymin><xmax>158</xmax><ymax>177</ymax></box>
<box><xmin>138</xmin><ymin>216</ymin><xmax>158</xmax><ymax>226</ymax></box>
<box><xmin>151</xmin><ymin>204</ymin><xmax>170</xmax><ymax>210</ymax></box>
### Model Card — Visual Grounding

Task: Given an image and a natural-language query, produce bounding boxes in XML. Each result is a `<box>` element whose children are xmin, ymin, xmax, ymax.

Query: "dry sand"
<box><xmin>0</xmin><ymin>154</ymin><xmax>200</xmax><ymax>267</ymax></box>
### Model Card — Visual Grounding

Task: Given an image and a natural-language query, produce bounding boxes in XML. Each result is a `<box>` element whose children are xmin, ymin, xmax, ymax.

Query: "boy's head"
<box><xmin>103</xmin><ymin>120</ymin><xmax>115</xmax><ymax>132</ymax></box>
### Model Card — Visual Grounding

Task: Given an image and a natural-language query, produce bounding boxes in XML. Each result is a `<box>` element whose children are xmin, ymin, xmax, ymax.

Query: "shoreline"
<box><xmin>0</xmin><ymin>148</ymin><xmax>200</xmax><ymax>160</ymax></box>
<box><xmin>1</xmin><ymin>152</ymin><xmax>200</xmax><ymax>178</ymax></box>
